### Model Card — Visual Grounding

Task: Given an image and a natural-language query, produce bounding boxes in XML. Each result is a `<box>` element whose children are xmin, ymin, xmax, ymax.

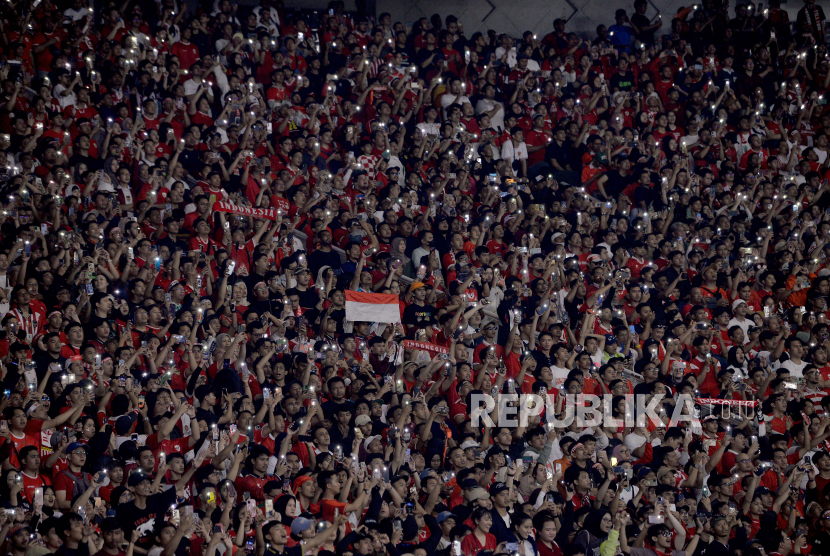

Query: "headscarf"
<box><xmin>273</xmin><ymin>493</ymin><xmax>297</xmax><ymax>523</ymax></box>
<box><xmin>315</xmin><ymin>265</ymin><xmax>331</xmax><ymax>290</ymax></box>
<box><xmin>390</xmin><ymin>237</ymin><xmax>410</xmax><ymax>265</ymax></box>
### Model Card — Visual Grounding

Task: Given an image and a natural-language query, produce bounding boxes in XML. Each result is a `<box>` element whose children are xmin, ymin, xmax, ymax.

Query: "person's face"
<box><xmin>137</xmin><ymin>450</ymin><xmax>155</xmax><ymax>471</ymax></box>
<box><xmin>69</xmin><ymin>447</ymin><xmax>87</xmax><ymax>467</ymax></box>
<box><xmin>68</xmin><ymin>519</ymin><xmax>84</xmax><ymax>542</ymax></box>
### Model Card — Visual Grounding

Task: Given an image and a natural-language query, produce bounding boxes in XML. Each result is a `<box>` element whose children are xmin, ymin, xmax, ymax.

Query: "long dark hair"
<box><xmin>511</xmin><ymin>512</ymin><xmax>533</xmax><ymax>539</ymax></box>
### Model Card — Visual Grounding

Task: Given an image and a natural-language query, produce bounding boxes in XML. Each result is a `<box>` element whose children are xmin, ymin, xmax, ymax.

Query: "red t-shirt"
<box><xmin>170</xmin><ymin>41</ymin><xmax>200</xmax><ymax>72</ymax></box>
<box><xmin>20</xmin><ymin>471</ymin><xmax>50</xmax><ymax>503</ymax></box>
<box><xmin>53</xmin><ymin>469</ymin><xmax>91</xmax><ymax>498</ymax></box>
<box><xmin>461</xmin><ymin>532</ymin><xmax>497</xmax><ymax>556</ymax></box>
<box><xmin>1</xmin><ymin>432</ymin><xmax>39</xmax><ymax>468</ymax></box>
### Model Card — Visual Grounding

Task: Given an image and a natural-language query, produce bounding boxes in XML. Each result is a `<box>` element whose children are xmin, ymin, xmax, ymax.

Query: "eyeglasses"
<box><xmin>660</xmin><ymin>530</ymin><xmax>673</xmax><ymax>538</ymax></box>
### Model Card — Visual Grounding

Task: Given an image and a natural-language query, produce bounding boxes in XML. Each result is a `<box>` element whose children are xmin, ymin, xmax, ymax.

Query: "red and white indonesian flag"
<box><xmin>345</xmin><ymin>291</ymin><xmax>401</xmax><ymax>323</ymax></box>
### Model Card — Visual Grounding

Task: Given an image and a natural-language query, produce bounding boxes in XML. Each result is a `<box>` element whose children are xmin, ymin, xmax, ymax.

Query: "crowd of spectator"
<box><xmin>3</xmin><ymin>1</ymin><xmax>830</xmax><ymax>556</ymax></box>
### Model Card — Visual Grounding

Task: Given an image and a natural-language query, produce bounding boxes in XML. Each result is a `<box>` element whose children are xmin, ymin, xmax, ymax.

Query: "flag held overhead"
<box><xmin>345</xmin><ymin>291</ymin><xmax>401</xmax><ymax>324</ymax></box>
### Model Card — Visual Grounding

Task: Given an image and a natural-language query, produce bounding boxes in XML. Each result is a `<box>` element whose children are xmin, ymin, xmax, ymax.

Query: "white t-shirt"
<box><xmin>550</xmin><ymin>365</ymin><xmax>570</xmax><ymax>388</ymax></box>
<box><xmin>778</xmin><ymin>358</ymin><xmax>807</xmax><ymax>378</ymax></box>
<box><xmin>476</xmin><ymin>98</ymin><xmax>505</xmax><ymax>132</ymax></box>
<box><xmin>501</xmin><ymin>139</ymin><xmax>528</xmax><ymax>165</ymax></box>
<box><xmin>183</xmin><ymin>78</ymin><xmax>213</xmax><ymax>98</ymax></box>
<box><xmin>440</xmin><ymin>92</ymin><xmax>470</xmax><ymax>118</ymax></box>
<box><xmin>63</xmin><ymin>7</ymin><xmax>89</xmax><ymax>21</ymax></box>
<box><xmin>416</xmin><ymin>122</ymin><xmax>440</xmax><ymax>137</ymax></box>
<box><xmin>494</xmin><ymin>46</ymin><xmax>518</xmax><ymax>68</ymax></box>
<box><xmin>624</xmin><ymin>432</ymin><xmax>647</xmax><ymax>452</ymax></box>
<box><xmin>727</xmin><ymin>317</ymin><xmax>751</xmax><ymax>337</ymax></box>
<box><xmin>53</xmin><ymin>84</ymin><xmax>76</xmax><ymax>109</ymax></box>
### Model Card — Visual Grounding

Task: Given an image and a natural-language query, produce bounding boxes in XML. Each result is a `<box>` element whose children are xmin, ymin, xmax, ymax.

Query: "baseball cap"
<box><xmin>656</xmin><ymin>467</ymin><xmax>674</xmax><ymax>480</ymax></box>
<box><xmin>127</xmin><ymin>472</ymin><xmax>152</xmax><ymax>487</ymax></box>
<box><xmin>363</xmin><ymin>435</ymin><xmax>381</xmax><ymax>451</ymax></box>
<box><xmin>731</xmin><ymin>299</ymin><xmax>747</xmax><ymax>311</ymax></box>
<box><xmin>489</xmin><ymin>482</ymin><xmax>508</xmax><ymax>496</ymax></box>
<box><xmin>66</xmin><ymin>442</ymin><xmax>89</xmax><ymax>455</ymax></box>
<box><xmin>9</xmin><ymin>524</ymin><xmax>31</xmax><ymax>536</ymax></box>
<box><xmin>436</xmin><ymin>511</ymin><xmax>455</xmax><ymax>524</ymax></box>
<box><xmin>355</xmin><ymin>415</ymin><xmax>371</xmax><ymax>427</ymax></box>
<box><xmin>466</xmin><ymin>487</ymin><xmax>489</xmax><ymax>501</ymax></box>
<box><xmin>291</xmin><ymin>517</ymin><xmax>315</xmax><ymax>535</ymax></box>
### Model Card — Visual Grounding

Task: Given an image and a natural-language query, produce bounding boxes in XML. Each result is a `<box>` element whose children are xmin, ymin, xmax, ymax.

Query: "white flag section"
<box><xmin>345</xmin><ymin>291</ymin><xmax>401</xmax><ymax>323</ymax></box>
